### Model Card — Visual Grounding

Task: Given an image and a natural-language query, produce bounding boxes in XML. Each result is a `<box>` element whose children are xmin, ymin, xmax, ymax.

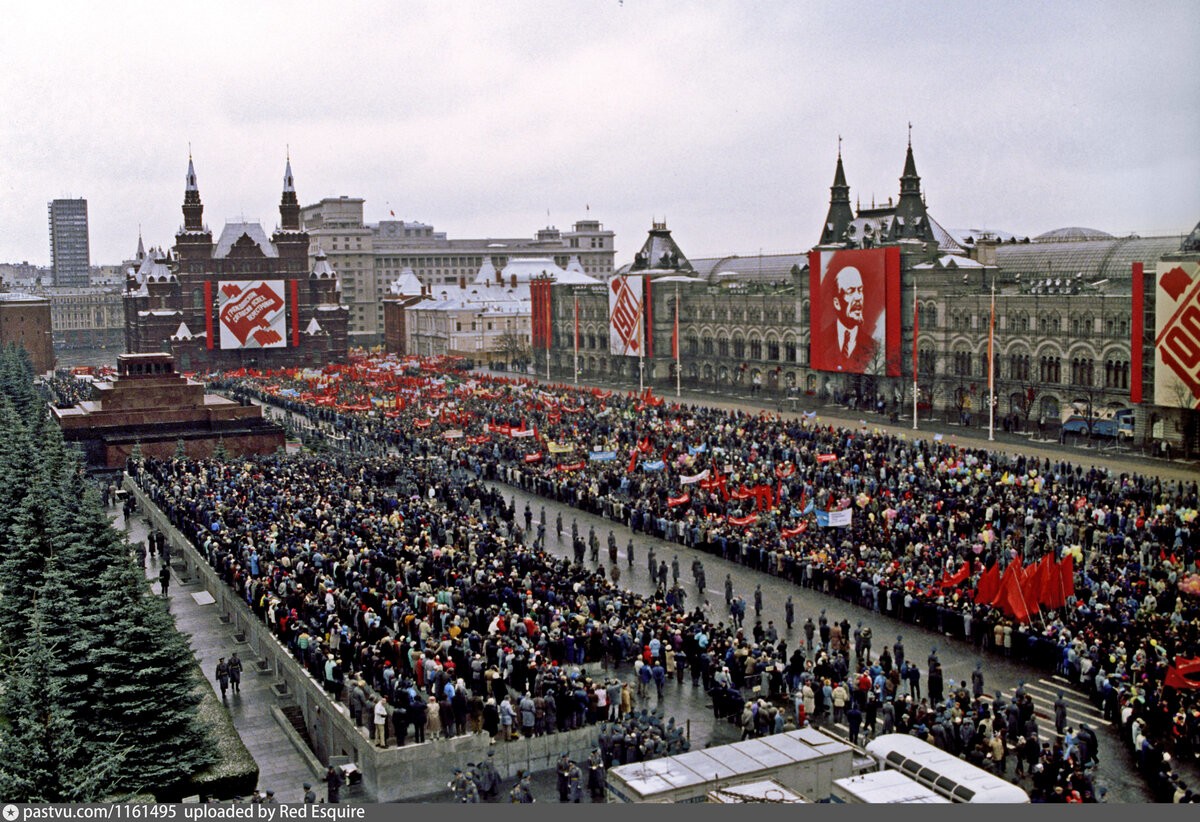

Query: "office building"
<box><xmin>48</xmin><ymin>198</ymin><xmax>91</xmax><ymax>288</ymax></box>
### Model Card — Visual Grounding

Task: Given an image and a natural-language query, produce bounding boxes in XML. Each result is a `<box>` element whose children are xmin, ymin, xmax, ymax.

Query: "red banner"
<box><xmin>204</xmin><ymin>281</ymin><xmax>214</xmax><ymax>349</ymax></box>
<box><xmin>290</xmin><ymin>279</ymin><xmax>300</xmax><ymax>348</ymax></box>
<box><xmin>667</xmin><ymin>494</ymin><xmax>690</xmax><ymax>507</ymax></box>
<box><xmin>524</xmin><ymin>452</ymin><xmax>543</xmax><ymax>463</ymax></box>
<box><xmin>1131</xmin><ymin>262</ymin><xmax>1143</xmax><ymax>403</ymax></box>
<box><xmin>808</xmin><ymin>247</ymin><xmax>901</xmax><ymax>375</ymax></box>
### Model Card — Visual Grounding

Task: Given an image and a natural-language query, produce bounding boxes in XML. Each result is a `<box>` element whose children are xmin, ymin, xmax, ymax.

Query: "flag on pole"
<box><xmin>912</xmin><ymin>289</ymin><xmax>919</xmax><ymax>383</ymax></box>
<box><xmin>987</xmin><ymin>285</ymin><xmax>996</xmax><ymax>406</ymax></box>
<box><xmin>574</xmin><ymin>296</ymin><xmax>579</xmax><ymax>355</ymax></box>
<box><xmin>671</xmin><ymin>297</ymin><xmax>679</xmax><ymax>361</ymax></box>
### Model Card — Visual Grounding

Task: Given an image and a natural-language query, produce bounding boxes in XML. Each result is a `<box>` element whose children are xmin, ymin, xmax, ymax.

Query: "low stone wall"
<box><xmin>125</xmin><ymin>476</ymin><xmax>600</xmax><ymax>801</ymax></box>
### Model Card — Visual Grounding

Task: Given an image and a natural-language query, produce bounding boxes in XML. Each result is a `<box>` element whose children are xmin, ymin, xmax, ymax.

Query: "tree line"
<box><xmin>0</xmin><ymin>344</ymin><xmax>215</xmax><ymax>801</ymax></box>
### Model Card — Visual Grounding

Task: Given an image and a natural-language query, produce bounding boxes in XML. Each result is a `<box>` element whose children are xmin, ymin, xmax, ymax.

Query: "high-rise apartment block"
<box><xmin>48</xmin><ymin>198</ymin><xmax>91</xmax><ymax>288</ymax></box>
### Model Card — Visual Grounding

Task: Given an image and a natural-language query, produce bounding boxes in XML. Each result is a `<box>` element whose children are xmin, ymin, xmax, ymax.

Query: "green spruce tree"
<box><xmin>0</xmin><ymin>608</ymin><xmax>124</xmax><ymax>801</ymax></box>
<box><xmin>90</xmin><ymin>562</ymin><xmax>216</xmax><ymax>794</ymax></box>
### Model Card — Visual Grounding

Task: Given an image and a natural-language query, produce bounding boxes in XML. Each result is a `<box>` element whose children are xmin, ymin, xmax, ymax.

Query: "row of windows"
<box><xmin>935</xmin><ymin>350</ymin><xmax>1129</xmax><ymax>389</ymax></box>
<box><xmin>945</xmin><ymin>311</ymin><xmax>1131</xmax><ymax>337</ymax></box>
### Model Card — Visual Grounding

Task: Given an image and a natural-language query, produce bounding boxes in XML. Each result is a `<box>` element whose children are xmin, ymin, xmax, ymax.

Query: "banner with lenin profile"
<box><xmin>808</xmin><ymin>247</ymin><xmax>901</xmax><ymax>375</ymax></box>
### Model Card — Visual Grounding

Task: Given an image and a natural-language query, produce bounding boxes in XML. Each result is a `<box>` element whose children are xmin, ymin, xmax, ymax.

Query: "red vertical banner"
<box><xmin>671</xmin><ymin>297</ymin><xmax>680</xmax><ymax>360</ymax></box>
<box><xmin>644</xmin><ymin>276</ymin><xmax>654</xmax><ymax>358</ymax></box>
<box><xmin>1131</xmin><ymin>262</ymin><xmax>1143</xmax><ymax>403</ymax></box>
<box><xmin>290</xmin><ymin>280</ymin><xmax>300</xmax><ymax>348</ymax></box>
<box><xmin>204</xmin><ymin>281</ymin><xmax>214</xmax><ymax>350</ymax></box>
<box><xmin>886</xmin><ymin>246</ymin><xmax>901</xmax><ymax>376</ymax></box>
<box><xmin>530</xmin><ymin>280</ymin><xmax>540</xmax><ymax>349</ymax></box>
<box><xmin>912</xmin><ymin>285</ymin><xmax>919</xmax><ymax>383</ymax></box>
<box><xmin>545</xmin><ymin>280</ymin><xmax>553</xmax><ymax>350</ymax></box>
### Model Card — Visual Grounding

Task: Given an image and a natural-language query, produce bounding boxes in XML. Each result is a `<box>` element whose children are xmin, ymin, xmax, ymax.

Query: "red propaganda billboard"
<box><xmin>1155</xmin><ymin>260</ymin><xmax>1200</xmax><ymax>409</ymax></box>
<box><xmin>218</xmin><ymin>280</ymin><xmax>287</xmax><ymax>350</ymax></box>
<box><xmin>608</xmin><ymin>275</ymin><xmax>645</xmax><ymax>356</ymax></box>
<box><xmin>808</xmin><ymin>247</ymin><xmax>900</xmax><ymax>375</ymax></box>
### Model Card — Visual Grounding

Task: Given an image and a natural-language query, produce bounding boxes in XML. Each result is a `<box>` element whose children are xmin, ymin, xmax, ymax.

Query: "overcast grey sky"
<box><xmin>2</xmin><ymin>1</ymin><xmax>1197</xmax><ymax>266</ymax></box>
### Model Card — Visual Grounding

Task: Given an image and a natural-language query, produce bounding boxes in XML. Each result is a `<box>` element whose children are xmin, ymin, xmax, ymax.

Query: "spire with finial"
<box><xmin>895</xmin><ymin>127</ymin><xmax>933</xmax><ymax>242</ymax></box>
<box><xmin>283</xmin><ymin>145</ymin><xmax>295</xmax><ymax>193</ymax></box>
<box><xmin>136</xmin><ymin>227</ymin><xmax>145</xmax><ymax>261</ymax></box>
<box><xmin>279</xmin><ymin>151</ymin><xmax>300</xmax><ymax>231</ymax></box>
<box><xmin>820</xmin><ymin>136</ymin><xmax>854</xmax><ymax>245</ymax></box>
<box><xmin>182</xmin><ymin>150</ymin><xmax>204</xmax><ymax>231</ymax></box>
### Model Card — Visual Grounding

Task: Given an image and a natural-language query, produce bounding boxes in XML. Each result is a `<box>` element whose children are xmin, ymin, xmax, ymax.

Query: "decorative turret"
<box><xmin>309</xmin><ymin>243</ymin><xmax>339</xmax><ymax>304</ymax></box>
<box><xmin>820</xmin><ymin>139</ymin><xmax>855</xmax><ymax>245</ymax></box>
<box><xmin>182</xmin><ymin>155</ymin><xmax>205</xmax><ymax>232</ymax></box>
<box><xmin>628</xmin><ymin>220</ymin><xmax>693</xmax><ymax>275</ymax></box>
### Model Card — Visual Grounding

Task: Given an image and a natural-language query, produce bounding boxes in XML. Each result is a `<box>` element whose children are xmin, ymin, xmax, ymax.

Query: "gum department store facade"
<box><xmin>542</xmin><ymin>143</ymin><xmax>1200</xmax><ymax>451</ymax></box>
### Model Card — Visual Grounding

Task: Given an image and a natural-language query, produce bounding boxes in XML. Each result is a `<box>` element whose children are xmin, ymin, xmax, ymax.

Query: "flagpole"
<box><xmin>674</xmin><ymin>283</ymin><xmax>681</xmax><ymax>399</ymax></box>
<box><xmin>987</xmin><ymin>274</ymin><xmax>996</xmax><ymax>441</ymax></box>
<box><xmin>573</xmin><ymin>293</ymin><xmax>579</xmax><ymax>385</ymax></box>
<box><xmin>912</xmin><ymin>275</ymin><xmax>918</xmax><ymax>431</ymax></box>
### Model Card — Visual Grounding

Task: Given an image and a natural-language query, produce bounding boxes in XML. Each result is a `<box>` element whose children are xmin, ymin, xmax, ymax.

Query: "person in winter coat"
<box><xmin>482</xmin><ymin>697</ymin><xmax>499</xmax><ymax>738</ymax></box>
<box><xmin>520</xmin><ymin>692</ymin><xmax>537</xmax><ymax>737</ymax></box>
<box><xmin>499</xmin><ymin>696</ymin><xmax>515</xmax><ymax>740</ymax></box>
<box><xmin>409</xmin><ymin>694</ymin><xmax>427</xmax><ymax>743</ymax></box>
<box><xmin>215</xmin><ymin>658</ymin><xmax>230</xmax><ymax>699</ymax></box>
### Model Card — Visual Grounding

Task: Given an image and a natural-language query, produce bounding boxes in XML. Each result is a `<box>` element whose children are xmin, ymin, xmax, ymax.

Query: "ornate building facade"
<box><xmin>124</xmin><ymin>157</ymin><xmax>349</xmax><ymax>371</ymax></box>
<box><xmin>544</xmin><ymin>142</ymin><xmax>1197</xmax><ymax>451</ymax></box>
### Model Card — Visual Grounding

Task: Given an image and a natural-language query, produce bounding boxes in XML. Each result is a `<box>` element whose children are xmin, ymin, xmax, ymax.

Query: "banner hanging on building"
<box><xmin>1154</xmin><ymin>260</ymin><xmax>1200</xmax><ymax>409</ymax></box>
<box><xmin>807</xmin><ymin>247</ymin><xmax>900</xmax><ymax>375</ymax></box>
<box><xmin>217</xmin><ymin>280</ymin><xmax>287</xmax><ymax>350</ymax></box>
<box><xmin>608</xmin><ymin>275</ymin><xmax>644</xmax><ymax>356</ymax></box>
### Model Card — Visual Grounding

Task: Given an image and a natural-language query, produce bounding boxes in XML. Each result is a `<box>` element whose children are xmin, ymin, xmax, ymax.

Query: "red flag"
<box><xmin>1037</xmin><ymin>554</ymin><xmax>1063</xmax><ymax>609</ymax></box>
<box><xmin>913</xmin><ymin>288</ymin><xmax>919</xmax><ymax>383</ymax></box>
<box><xmin>1164</xmin><ymin>656</ymin><xmax>1200</xmax><ymax>691</ymax></box>
<box><xmin>1058</xmin><ymin>552</ymin><xmax>1075</xmax><ymax>601</ymax></box>
<box><xmin>1131</xmin><ymin>261</ymin><xmax>1143</xmax><ymax>403</ymax></box>
<box><xmin>996</xmin><ymin>561</ymin><xmax>1035</xmax><ymax>623</ymax></box>
<box><xmin>627</xmin><ymin>450</ymin><xmax>639</xmax><ymax>474</ymax></box>
<box><xmin>975</xmin><ymin>562</ymin><xmax>1001</xmax><ymax>604</ymax></box>
<box><xmin>940</xmin><ymin>560</ymin><xmax>971</xmax><ymax>589</ymax></box>
<box><xmin>671</xmin><ymin>298</ymin><xmax>679</xmax><ymax>361</ymax></box>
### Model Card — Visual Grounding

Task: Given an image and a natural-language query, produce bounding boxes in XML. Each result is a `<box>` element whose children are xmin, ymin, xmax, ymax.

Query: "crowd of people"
<box><xmin>141</xmin><ymin>359</ymin><xmax>1199</xmax><ymax>800</ymax></box>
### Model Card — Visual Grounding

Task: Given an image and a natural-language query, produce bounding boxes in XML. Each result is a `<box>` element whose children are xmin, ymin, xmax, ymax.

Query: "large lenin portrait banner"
<box><xmin>1154</xmin><ymin>260</ymin><xmax>1200</xmax><ymax>409</ymax></box>
<box><xmin>609</xmin><ymin>275</ymin><xmax>645</xmax><ymax>356</ymax></box>
<box><xmin>217</xmin><ymin>280</ymin><xmax>288</xmax><ymax>350</ymax></box>
<box><xmin>808</xmin><ymin>247</ymin><xmax>900</xmax><ymax>375</ymax></box>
